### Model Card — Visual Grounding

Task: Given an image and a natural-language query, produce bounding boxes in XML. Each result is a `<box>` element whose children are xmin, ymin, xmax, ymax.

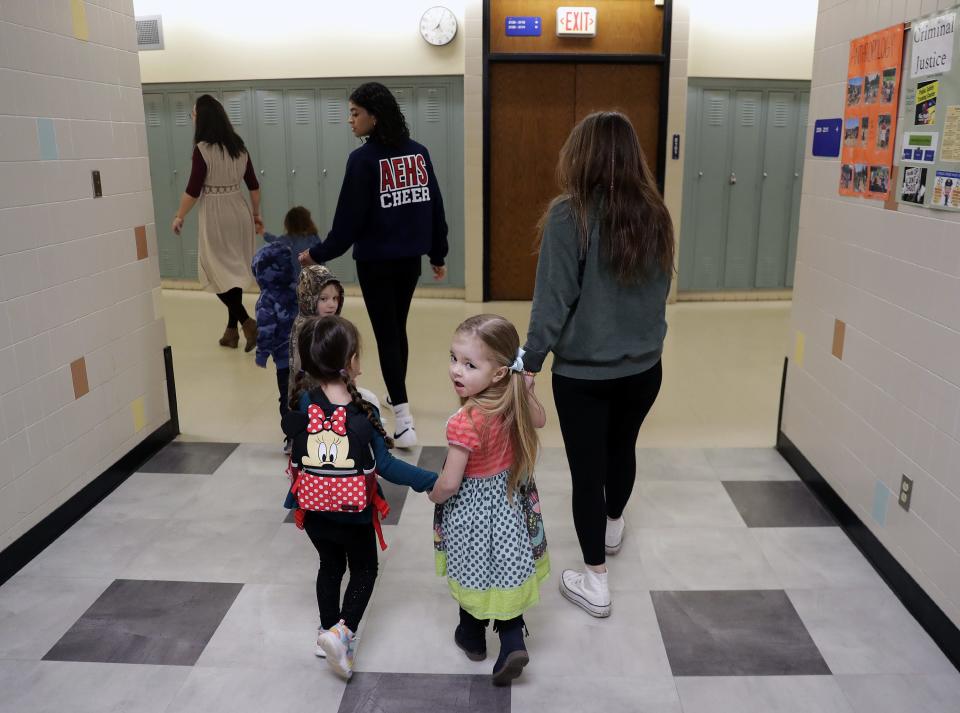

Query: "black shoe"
<box><xmin>491</xmin><ymin>618</ymin><xmax>528</xmax><ymax>686</ymax></box>
<box><xmin>455</xmin><ymin>624</ymin><xmax>487</xmax><ymax>661</ymax></box>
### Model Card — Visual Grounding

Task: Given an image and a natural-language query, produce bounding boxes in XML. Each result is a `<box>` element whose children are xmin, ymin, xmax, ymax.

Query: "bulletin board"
<box><xmin>897</xmin><ymin>8</ymin><xmax>960</xmax><ymax>210</ymax></box>
<box><xmin>839</xmin><ymin>25</ymin><xmax>905</xmax><ymax>200</ymax></box>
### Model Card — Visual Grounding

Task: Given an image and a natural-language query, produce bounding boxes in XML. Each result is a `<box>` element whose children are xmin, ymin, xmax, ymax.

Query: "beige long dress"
<box><xmin>196</xmin><ymin>141</ymin><xmax>256</xmax><ymax>293</ymax></box>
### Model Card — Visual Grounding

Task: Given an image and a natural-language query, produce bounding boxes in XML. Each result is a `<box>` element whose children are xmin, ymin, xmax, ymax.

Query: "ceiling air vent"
<box><xmin>136</xmin><ymin>15</ymin><xmax>164</xmax><ymax>51</ymax></box>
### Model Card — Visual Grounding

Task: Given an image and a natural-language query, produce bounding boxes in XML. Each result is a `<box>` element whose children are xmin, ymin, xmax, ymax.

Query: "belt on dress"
<box><xmin>202</xmin><ymin>183</ymin><xmax>241</xmax><ymax>195</ymax></box>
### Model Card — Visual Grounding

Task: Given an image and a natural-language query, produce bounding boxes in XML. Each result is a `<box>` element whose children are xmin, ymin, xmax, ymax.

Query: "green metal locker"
<box><xmin>254</xmin><ymin>89</ymin><xmax>288</xmax><ymax>243</ymax></box>
<box><xmin>723</xmin><ymin>91</ymin><xmax>764</xmax><ymax>289</ymax></box>
<box><xmin>144</xmin><ymin>93</ymin><xmax>181</xmax><ymax>278</ymax></box>
<box><xmin>786</xmin><ymin>93</ymin><xmax>809</xmax><ymax>288</ymax></box>
<box><xmin>756</xmin><ymin>91</ymin><xmax>799</xmax><ymax>288</ymax></box>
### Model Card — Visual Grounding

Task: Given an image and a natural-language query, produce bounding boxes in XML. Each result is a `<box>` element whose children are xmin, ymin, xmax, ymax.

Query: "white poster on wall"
<box><xmin>911</xmin><ymin>12</ymin><xmax>955</xmax><ymax>77</ymax></box>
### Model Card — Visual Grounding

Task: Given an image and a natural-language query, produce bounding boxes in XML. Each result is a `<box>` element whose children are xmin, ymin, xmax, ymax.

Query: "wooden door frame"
<box><xmin>482</xmin><ymin>0</ymin><xmax>674</xmax><ymax>301</ymax></box>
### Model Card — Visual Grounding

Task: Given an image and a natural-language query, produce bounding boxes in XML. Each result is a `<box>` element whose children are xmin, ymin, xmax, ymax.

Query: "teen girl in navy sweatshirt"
<box><xmin>299</xmin><ymin>82</ymin><xmax>448</xmax><ymax>450</ymax></box>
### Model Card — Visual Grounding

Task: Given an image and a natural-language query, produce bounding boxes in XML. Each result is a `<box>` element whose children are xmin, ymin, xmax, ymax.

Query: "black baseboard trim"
<box><xmin>0</xmin><ymin>420</ymin><xmax>177</xmax><ymax>587</ymax></box>
<box><xmin>777</xmin><ymin>431</ymin><xmax>960</xmax><ymax>671</ymax></box>
<box><xmin>0</xmin><ymin>345</ymin><xmax>181</xmax><ymax>587</ymax></box>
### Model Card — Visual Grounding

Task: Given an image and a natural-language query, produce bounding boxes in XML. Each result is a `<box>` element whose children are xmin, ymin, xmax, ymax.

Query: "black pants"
<box><xmin>355</xmin><ymin>257</ymin><xmax>421</xmax><ymax>406</ymax></box>
<box><xmin>216</xmin><ymin>287</ymin><xmax>250</xmax><ymax>329</ymax></box>
<box><xmin>276</xmin><ymin>367</ymin><xmax>289</xmax><ymax>418</ymax></box>
<box><xmin>303</xmin><ymin>514</ymin><xmax>379</xmax><ymax>632</ymax></box>
<box><xmin>552</xmin><ymin>361</ymin><xmax>663</xmax><ymax>566</ymax></box>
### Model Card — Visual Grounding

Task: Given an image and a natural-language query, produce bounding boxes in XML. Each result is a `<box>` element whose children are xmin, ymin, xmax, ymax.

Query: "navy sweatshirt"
<box><xmin>307</xmin><ymin>138</ymin><xmax>449</xmax><ymax>266</ymax></box>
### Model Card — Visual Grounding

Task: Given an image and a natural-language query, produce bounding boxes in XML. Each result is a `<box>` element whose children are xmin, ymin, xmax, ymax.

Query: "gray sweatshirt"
<box><xmin>522</xmin><ymin>199</ymin><xmax>671</xmax><ymax>380</ymax></box>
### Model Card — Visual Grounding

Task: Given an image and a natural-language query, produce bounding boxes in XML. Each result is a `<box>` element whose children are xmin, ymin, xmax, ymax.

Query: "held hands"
<box><xmin>254</xmin><ymin>215</ymin><xmax>264</xmax><ymax>235</ymax></box>
<box><xmin>172</xmin><ymin>216</ymin><xmax>183</xmax><ymax>235</ymax></box>
<box><xmin>298</xmin><ymin>249</ymin><xmax>316</xmax><ymax>267</ymax></box>
<box><xmin>431</xmin><ymin>264</ymin><xmax>447</xmax><ymax>281</ymax></box>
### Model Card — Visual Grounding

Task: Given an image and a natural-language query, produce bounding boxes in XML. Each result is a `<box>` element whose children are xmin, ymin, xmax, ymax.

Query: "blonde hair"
<box><xmin>455</xmin><ymin>314</ymin><xmax>539</xmax><ymax>497</ymax></box>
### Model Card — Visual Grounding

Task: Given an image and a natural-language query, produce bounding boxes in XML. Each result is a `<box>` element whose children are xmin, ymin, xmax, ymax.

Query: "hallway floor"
<box><xmin>1</xmin><ymin>441</ymin><xmax>957</xmax><ymax>712</ymax></box>
<box><xmin>161</xmin><ymin>290</ymin><xmax>792</xmax><ymax>448</ymax></box>
<box><xmin>2</xmin><ymin>292</ymin><xmax>957</xmax><ymax>711</ymax></box>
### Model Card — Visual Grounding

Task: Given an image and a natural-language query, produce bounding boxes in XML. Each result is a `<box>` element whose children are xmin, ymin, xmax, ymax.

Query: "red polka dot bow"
<box><xmin>307</xmin><ymin>404</ymin><xmax>347</xmax><ymax>435</ymax></box>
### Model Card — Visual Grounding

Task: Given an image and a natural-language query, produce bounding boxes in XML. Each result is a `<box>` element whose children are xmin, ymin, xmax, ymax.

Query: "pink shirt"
<box><xmin>446</xmin><ymin>408</ymin><xmax>513</xmax><ymax>478</ymax></box>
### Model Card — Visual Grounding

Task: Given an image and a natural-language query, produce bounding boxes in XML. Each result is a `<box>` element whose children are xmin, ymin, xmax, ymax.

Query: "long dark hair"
<box><xmin>193</xmin><ymin>94</ymin><xmax>247</xmax><ymax>159</ymax></box>
<box><xmin>290</xmin><ymin>316</ymin><xmax>392</xmax><ymax>447</ymax></box>
<box><xmin>538</xmin><ymin>111</ymin><xmax>674</xmax><ymax>283</ymax></box>
<box><xmin>349</xmin><ymin>82</ymin><xmax>410</xmax><ymax>148</ymax></box>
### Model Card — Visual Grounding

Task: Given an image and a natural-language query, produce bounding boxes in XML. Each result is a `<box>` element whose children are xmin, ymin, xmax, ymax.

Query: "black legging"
<box><xmin>552</xmin><ymin>361</ymin><xmax>662</xmax><ymax>566</ymax></box>
<box><xmin>216</xmin><ymin>287</ymin><xmax>250</xmax><ymax>329</ymax></box>
<box><xmin>303</xmin><ymin>514</ymin><xmax>379</xmax><ymax>632</ymax></box>
<box><xmin>355</xmin><ymin>257</ymin><xmax>421</xmax><ymax>405</ymax></box>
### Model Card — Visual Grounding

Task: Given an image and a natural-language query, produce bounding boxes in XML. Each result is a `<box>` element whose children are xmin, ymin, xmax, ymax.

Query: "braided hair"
<box><xmin>291</xmin><ymin>316</ymin><xmax>392</xmax><ymax>447</ymax></box>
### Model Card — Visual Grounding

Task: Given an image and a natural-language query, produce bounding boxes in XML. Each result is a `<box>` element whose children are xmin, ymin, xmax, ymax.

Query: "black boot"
<box><xmin>492</xmin><ymin>617</ymin><xmax>528</xmax><ymax>686</ymax></box>
<box><xmin>455</xmin><ymin>607</ymin><xmax>487</xmax><ymax>661</ymax></box>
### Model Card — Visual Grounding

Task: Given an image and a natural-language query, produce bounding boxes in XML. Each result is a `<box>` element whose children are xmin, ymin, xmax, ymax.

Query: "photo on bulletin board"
<box><xmin>839</xmin><ymin>24</ymin><xmax>904</xmax><ymax>199</ymax></box>
<box><xmin>900</xmin><ymin>165</ymin><xmax>928</xmax><ymax>203</ymax></box>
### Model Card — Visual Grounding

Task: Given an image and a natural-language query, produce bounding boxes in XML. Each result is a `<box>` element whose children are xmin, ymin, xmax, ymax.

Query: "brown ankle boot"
<box><xmin>219</xmin><ymin>327</ymin><xmax>239</xmax><ymax>348</ymax></box>
<box><xmin>241</xmin><ymin>319</ymin><xmax>257</xmax><ymax>352</ymax></box>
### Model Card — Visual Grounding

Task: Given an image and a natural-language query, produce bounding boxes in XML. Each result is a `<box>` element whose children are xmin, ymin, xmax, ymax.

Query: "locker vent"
<box><xmin>773</xmin><ymin>101</ymin><xmax>789</xmax><ymax>127</ymax></box>
<box><xmin>326</xmin><ymin>98</ymin><xmax>344</xmax><ymax>124</ymax></box>
<box><xmin>174</xmin><ymin>99</ymin><xmax>190</xmax><ymax>126</ymax></box>
<box><xmin>393</xmin><ymin>88</ymin><xmax>411</xmax><ymax>120</ymax></box>
<box><xmin>707</xmin><ymin>97</ymin><xmax>726</xmax><ymax>126</ymax></box>
<box><xmin>295</xmin><ymin>97</ymin><xmax>312</xmax><ymax>125</ymax></box>
<box><xmin>739</xmin><ymin>99</ymin><xmax>758</xmax><ymax>127</ymax></box>
<box><xmin>226</xmin><ymin>97</ymin><xmax>243</xmax><ymax>125</ymax></box>
<box><xmin>145</xmin><ymin>102</ymin><xmax>161</xmax><ymax>127</ymax></box>
<box><xmin>425</xmin><ymin>90</ymin><xmax>441</xmax><ymax>122</ymax></box>
<box><xmin>263</xmin><ymin>97</ymin><xmax>280</xmax><ymax>125</ymax></box>
<box><xmin>135</xmin><ymin>15</ymin><xmax>164</xmax><ymax>51</ymax></box>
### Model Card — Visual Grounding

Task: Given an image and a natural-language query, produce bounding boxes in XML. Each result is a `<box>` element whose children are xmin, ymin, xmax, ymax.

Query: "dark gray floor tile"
<box><xmin>44</xmin><ymin>579</ymin><xmax>243</xmax><ymax>666</ymax></box>
<box><xmin>379</xmin><ymin>479</ymin><xmax>409</xmax><ymax>525</ymax></box>
<box><xmin>651</xmin><ymin>589</ymin><xmax>830</xmax><ymax>676</ymax></box>
<box><xmin>338</xmin><ymin>672</ymin><xmax>510</xmax><ymax>713</ymax></box>
<box><xmin>418</xmin><ymin>446</ymin><xmax>447</xmax><ymax>474</ymax></box>
<box><xmin>283</xmin><ymin>509</ymin><xmax>296</xmax><ymax>523</ymax></box>
<box><xmin>721</xmin><ymin>481</ymin><xmax>835</xmax><ymax>527</ymax></box>
<box><xmin>139</xmin><ymin>442</ymin><xmax>239</xmax><ymax>474</ymax></box>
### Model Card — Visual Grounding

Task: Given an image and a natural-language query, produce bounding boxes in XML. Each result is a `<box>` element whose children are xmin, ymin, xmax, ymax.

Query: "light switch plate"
<box><xmin>898</xmin><ymin>474</ymin><xmax>913</xmax><ymax>512</ymax></box>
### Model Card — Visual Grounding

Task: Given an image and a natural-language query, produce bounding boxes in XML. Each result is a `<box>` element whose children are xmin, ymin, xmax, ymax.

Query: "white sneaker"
<box><xmin>314</xmin><ymin>626</ymin><xmax>326</xmax><ymax>657</ymax></box>
<box><xmin>560</xmin><ymin>568</ymin><xmax>611</xmax><ymax>618</ymax></box>
<box><xmin>391</xmin><ymin>401</ymin><xmax>418</xmax><ymax>448</ymax></box>
<box><xmin>605</xmin><ymin>516</ymin><xmax>625</xmax><ymax>555</ymax></box>
<box><xmin>318</xmin><ymin>620</ymin><xmax>355</xmax><ymax>679</ymax></box>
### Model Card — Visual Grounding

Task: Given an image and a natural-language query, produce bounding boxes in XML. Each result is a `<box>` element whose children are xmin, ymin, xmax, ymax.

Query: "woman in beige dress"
<box><xmin>172</xmin><ymin>94</ymin><xmax>262</xmax><ymax>350</ymax></box>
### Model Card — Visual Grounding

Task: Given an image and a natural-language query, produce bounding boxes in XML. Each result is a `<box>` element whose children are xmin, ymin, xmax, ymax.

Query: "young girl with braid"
<box><xmin>284</xmin><ymin>315</ymin><xmax>437</xmax><ymax>680</ymax></box>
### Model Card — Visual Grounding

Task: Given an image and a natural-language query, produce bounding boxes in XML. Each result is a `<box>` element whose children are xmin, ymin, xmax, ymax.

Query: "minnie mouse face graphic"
<box><xmin>301</xmin><ymin>405</ymin><xmax>355</xmax><ymax>469</ymax></box>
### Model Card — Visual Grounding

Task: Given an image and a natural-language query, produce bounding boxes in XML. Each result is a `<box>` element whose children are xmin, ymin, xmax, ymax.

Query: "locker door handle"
<box><xmin>322</xmin><ymin>169</ymin><xmax>327</xmax><ymax>176</ymax></box>
<box><xmin>794</xmin><ymin>172</ymin><xmax>800</xmax><ymax>178</ymax></box>
<box><xmin>291</xmin><ymin>169</ymin><xmax>297</xmax><ymax>175</ymax></box>
<box><xmin>698</xmin><ymin>171</ymin><xmax>703</xmax><ymax>178</ymax></box>
<box><xmin>729</xmin><ymin>172</ymin><xmax>737</xmax><ymax>185</ymax></box>
<box><xmin>260</xmin><ymin>170</ymin><xmax>265</xmax><ymax>175</ymax></box>
<box><xmin>763</xmin><ymin>171</ymin><xmax>768</xmax><ymax>178</ymax></box>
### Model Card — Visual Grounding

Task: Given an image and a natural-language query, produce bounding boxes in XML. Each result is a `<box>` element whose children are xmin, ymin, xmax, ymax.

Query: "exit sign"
<box><xmin>556</xmin><ymin>6</ymin><xmax>597</xmax><ymax>37</ymax></box>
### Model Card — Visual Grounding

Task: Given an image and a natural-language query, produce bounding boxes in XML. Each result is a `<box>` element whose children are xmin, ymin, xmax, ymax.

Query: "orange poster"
<box><xmin>839</xmin><ymin>25</ymin><xmax>904</xmax><ymax>199</ymax></box>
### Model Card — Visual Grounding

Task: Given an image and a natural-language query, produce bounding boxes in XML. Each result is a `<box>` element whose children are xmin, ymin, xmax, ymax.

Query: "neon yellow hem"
<box><xmin>435</xmin><ymin>551</ymin><xmax>551</xmax><ymax>620</ymax></box>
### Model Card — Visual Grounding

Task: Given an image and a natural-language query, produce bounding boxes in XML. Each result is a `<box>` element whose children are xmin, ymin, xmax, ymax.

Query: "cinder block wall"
<box><xmin>0</xmin><ymin>0</ymin><xmax>168</xmax><ymax>552</ymax></box>
<box><xmin>783</xmin><ymin>0</ymin><xmax>960</xmax><ymax>628</ymax></box>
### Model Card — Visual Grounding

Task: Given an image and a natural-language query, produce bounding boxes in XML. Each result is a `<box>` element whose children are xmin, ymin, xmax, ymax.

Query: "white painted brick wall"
<box><xmin>784</xmin><ymin>0</ymin><xmax>960</xmax><ymax>628</ymax></box>
<box><xmin>0</xmin><ymin>0</ymin><xmax>166</xmax><ymax>553</ymax></box>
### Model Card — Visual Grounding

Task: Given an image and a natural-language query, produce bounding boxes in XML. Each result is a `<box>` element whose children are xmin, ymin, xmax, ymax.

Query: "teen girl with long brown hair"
<box><xmin>522</xmin><ymin>111</ymin><xmax>674</xmax><ymax>618</ymax></box>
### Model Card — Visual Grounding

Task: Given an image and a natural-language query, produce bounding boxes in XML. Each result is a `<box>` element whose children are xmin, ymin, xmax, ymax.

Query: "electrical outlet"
<box><xmin>898</xmin><ymin>474</ymin><xmax>913</xmax><ymax>512</ymax></box>
<box><xmin>92</xmin><ymin>170</ymin><xmax>102</xmax><ymax>198</ymax></box>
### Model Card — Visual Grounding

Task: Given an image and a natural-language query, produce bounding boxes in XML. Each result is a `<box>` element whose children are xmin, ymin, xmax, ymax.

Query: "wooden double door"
<box><xmin>489</xmin><ymin>63</ymin><xmax>662</xmax><ymax>300</ymax></box>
